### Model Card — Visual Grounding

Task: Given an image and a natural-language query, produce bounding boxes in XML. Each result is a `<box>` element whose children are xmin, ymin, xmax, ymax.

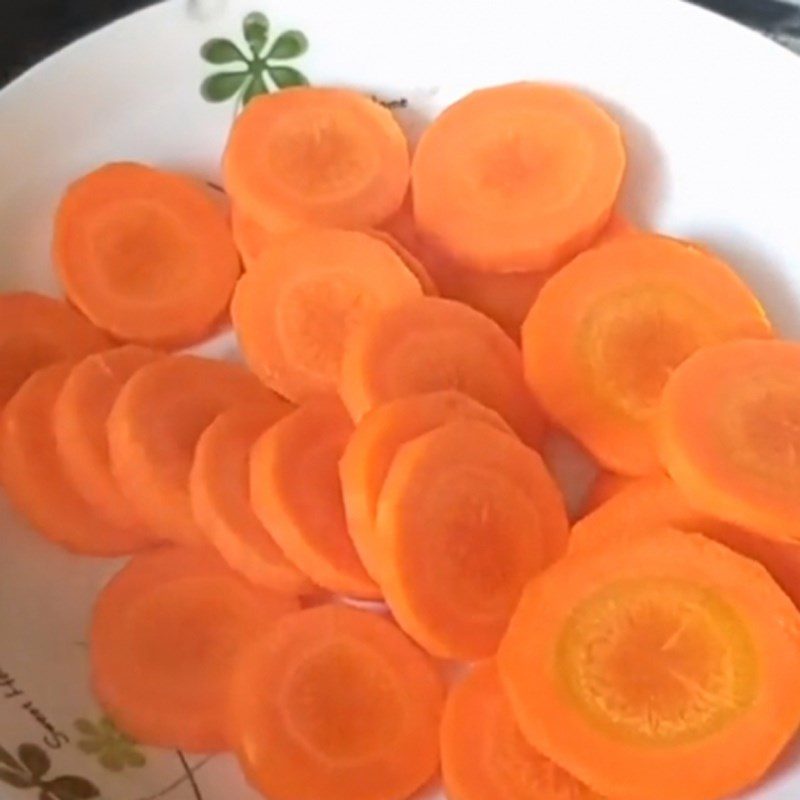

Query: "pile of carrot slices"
<box><xmin>2</xmin><ymin>82</ymin><xmax>800</xmax><ymax>800</ymax></box>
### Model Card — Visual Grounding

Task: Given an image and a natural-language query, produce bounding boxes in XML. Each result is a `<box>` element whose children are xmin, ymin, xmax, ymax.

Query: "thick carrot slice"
<box><xmin>54</xmin><ymin>346</ymin><xmax>162</xmax><ymax>533</ymax></box>
<box><xmin>581</xmin><ymin>470</ymin><xmax>635</xmax><ymax>516</ymax></box>
<box><xmin>231</xmin><ymin>206</ymin><xmax>272</xmax><ymax>270</ymax></box>
<box><xmin>250</xmin><ymin>397</ymin><xmax>379</xmax><ymax>598</ymax></box>
<box><xmin>230</xmin><ymin>604</ymin><xmax>443</xmax><ymax>800</ymax></box>
<box><xmin>0</xmin><ymin>363</ymin><xmax>151</xmax><ymax>555</ymax></box>
<box><xmin>232</xmin><ymin>228</ymin><xmax>422</xmax><ymax>402</ymax></box>
<box><xmin>659</xmin><ymin>339</ymin><xmax>800</xmax><ymax>543</ymax></box>
<box><xmin>108</xmin><ymin>355</ymin><xmax>275</xmax><ymax>545</ymax></box>
<box><xmin>339</xmin><ymin>296</ymin><xmax>545</xmax><ymax>446</ymax></box>
<box><xmin>592</xmin><ymin>211</ymin><xmax>637</xmax><ymax>246</ymax></box>
<box><xmin>365</xmin><ymin>229</ymin><xmax>438</xmax><ymax>295</ymax></box>
<box><xmin>571</xmin><ymin>475</ymin><xmax>800</xmax><ymax>608</ymax></box>
<box><xmin>0</xmin><ymin>292</ymin><xmax>110</xmax><ymax>411</ymax></box>
<box><xmin>499</xmin><ymin>529</ymin><xmax>800</xmax><ymax>800</ymax></box>
<box><xmin>522</xmin><ymin>234</ymin><xmax>772</xmax><ymax>475</ymax></box>
<box><xmin>442</xmin><ymin>663</ymin><xmax>599</xmax><ymax>800</ymax></box>
<box><xmin>377</xmin><ymin>419</ymin><xmax>568</xmax><ymax>659</ymax></box>
<box><xmin>91</xmin><ymin>546</ymin><xmax>298</xmax><ymax>751</ymax></box>
<box><xmin>339</xmin><ymin>391</ymin><xmax>513</xmax><ymax>580</ymax></box>
<box><xmin>190</xmin><ymin>402</ymin><xmax>313</xmax><ymax>595</ymax></box>
<box><xmin>412</xmin><ymin>83</ymin><xmax>625</xmax><ymax>273</ymax></box>
<box><xmin>53</xmin><ymin>162</ymin><xmax>240</xmax><ymax>346</ymax></box>
<box><xmin>224</xmin><ymin>88</ymin><xmax>409</xmax><ymax>230</ymax></box>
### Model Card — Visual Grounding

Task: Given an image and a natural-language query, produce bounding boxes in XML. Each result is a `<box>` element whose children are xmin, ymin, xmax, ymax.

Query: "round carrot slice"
<box><xmin>229</xmin><ymin>604</ymin><xmax>443</xmax><ymax>800</ymax></box>
<box><xmin>659</xmin><ymin>339</ymin><xmax>800</xmax><ymax>543</ymax></box>
<box><xmin>499</xmin><ymin>529</ymin><xmax>800</xmax><ymax>800</ymax></box>
<box><xmin>0</xmin><ymin>363</ymin><xmax>151</xmax><ymax>555</ymax></box>
<box><xmin>54</xmin><ymin>346</ymin><xmax>162</xmax><ymax>533</ymax></box>
<box><xmin>231</xmin><ymin>206</ymin><xmax>271</xmax><ymax>270</ymax></box>
<box><xmin>250</xmin><ymin>397</ymin><xmax>379</xmax><ymax>598</ymax></box>
<box><xmin>232</xmin><ymin>228</ymin><xmax>423</xmax><ymax>402</ymax></box>
<box><xmin>412</xmin><ymin>83</ymin><xmax>625</xmax><ymax>273</ymax></box>
<box><xmin>91</xmin><ymin>546</ymin><xmax>298</xmax><ymax>752</ymax></box>
<box><xmin>581</xmin><ymin>470</ymin><xmax>635</xmax><ymax>516</ymax></box>
<box><xmin>366</xmin><ymin>229</ymin><xmax>438</xmax><ymax>295</ymax></box>
<box><xmin>339</xmin><ymin>296</ymin><xmax>545</xmax><ymax>446</ymax></box>
<box><xmin>190</xmin><ymin>402</ymin><xmax>313</xmax><ymax>595</ymax></box>
<box><xmin>53</xmin><ymin>162</ymin><xmax>240</xmax><ymax>346</ymax></box>
<box><xmin>377</xmin><ymin>419</ymin><xmax>568</xmax><ymax>659</ymax></box>
<box><xmin>442</xmin><ymin>663</ymin><xmax>599</xmax><ymax>800</ymax></box>
<box><xmin>339</xmin><ymin>391</ymin><xmax>513</xmax><ymax>581</ymax></box>
<box><xmin>522</xmin><ymin>234</ymin><xmax>772</xmax><ymax>475</ymax></box>
<box><xmin>224</xmin><ymin>88</ymin><xmax>410</xmax><ymax>229</ymax></box>
<box><xmin>108</xmin><ymin>355</ymin><xmax>275</xmax><ymax>545</ymax></box>
<box><xmin>0</xmin><ymin>292</ymin><xmax>110</xmax><ymax>411</ymax></box>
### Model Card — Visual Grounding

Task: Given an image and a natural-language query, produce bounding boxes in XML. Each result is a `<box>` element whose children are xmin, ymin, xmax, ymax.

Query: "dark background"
<box><xmin>0</xmin><ymin>0</ymin><xmax>799</xmax><ymax>86</ymax></box>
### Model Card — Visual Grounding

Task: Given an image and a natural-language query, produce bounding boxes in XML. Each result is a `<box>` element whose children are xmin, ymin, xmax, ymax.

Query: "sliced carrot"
<box><xmin>592</xmin><ymin>211</ymin><xmax>637</xmax><ymax>246</ymax></box>
<box><xmin>230</xmin><ymin>604</ymin><xmax>443</xmax><ymax>800</ymax></box>
<box><xmin>377</xmin><ymin>419</ymin><xmax>568</xmax><ymax>659</ymax></box>
<box><xmin>339</xmin><ymin>296</ymin><xmax>545</xmax><ymax>446</ymax></box>
<box><xmin>232</xmin><ymin>228</ymin><xmax>422</xmax><ymax>402</ymax></box>
<box><xmin>412</xmin><ymin>83</ymin><xmax>626</xmax><ymax>273</ymax></box>
<box><xmin>250</xmin><ymin>397</ymin><xmax>379</xmax><ymax>598</ymax></box>
<box><xmin>190</xmin><ymin>402</ymin><xmax>314</xmax><ymax>595</ymax></box>
<box><xmin>522</xmin><ymin>234</ymin><xmax>772</xmax><ymax>475</ymax></box>
<box><xmin>442</xmin><ymin>663</ymin><xmax>599</xmax><ymax>800</ymax></box>
<box><xmin>231</xmin><ymin>206</ymin><xmax>272</xmax><ymax>270</ymax></box>
<box><xmin>0</xmin><ymin>292</ymin><xmax>110</xmax><ymax>411</ymax></box>
<box><xmin>108</xmin><ymin>355</ymin><xmax>275</xmax><ymax>546</ymax></box>
<box><xmin>659</xmin><ymin>339</ymin><xmax>800</xmax><ymax>543</ymax></box>
<box><xmin>366</xmin><ymin>229</ymin><xmax>438</xmax><ymax>295</ymax></box>
<box><xmin>91</xmin><ymin>546</ymin><xmax>298</xmax><ymax>751</ymax></box>
<box><xmin>581</xmin><ymin>470</ymin><xmax>635</xmax><ymax>516</ymax></box>
<box><xmin>53</xmin><ymin>162</ymin><xmax>240</xmax><ymax>346</ymax></box>
<box><xmin>54</xmin><ymin>346</ymin><xmax>162</xmax><ymax>533</ymax></box>
<box><xmin>499</xmin><ymin>529</ymin><xmax>800</xmax><ymax>800</ymax></box>
<box><xmin>224</xmin><ymin>88</ymin><xmax>409</xmax><ymax>230</ymax></box>
<box><xmin>339</xmin><ymin>391</ymin><xmax>513</xmax><ymax>581</ymax></box>
<box><xmin>0</xmin><ymin>362</ymin><xmax>151</xmax><ymax>555</ymax></box>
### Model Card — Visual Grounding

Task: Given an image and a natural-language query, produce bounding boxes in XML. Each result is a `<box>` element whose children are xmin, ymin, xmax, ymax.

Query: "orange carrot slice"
<box><xmin>224</xmin><ymin>88</ymin><xmax>409</xmax><ymax>230</ymax></box>
<box><xmin>230</xmin><ymin>604</ymin><xmax>443</xmax><ymax>800</ymax></box>
<box><xmin>190</xmin><ymin>402</ymin><xmax>313</xmax><ymax>595</ymax></box>
<box><xmin>91</xmin><ymin>546</ymin><xmax>298</xmax><ymax>751</ymax></box>
<box><xmin>592</xmin><ymin>211</ymin><xmax>637</xmax><ymax>246</ymax></box>
<box><xmin>231</xmin><ymin>206</ymin><xmax>272</xmax><ymax>270</ymax></box>
<box><xmin>339</xmin><ymin>296</ymin><xmax>545</xmax><ymax>446</ymax></box>
<box><xmin>0</xmin><ymin>362</ymin><xmax>151</xmax><ymax>555</ymax></box>
<box><xmin>412</xmin><ymin>83</ymin><xmax>626</xmax><ymax>272</ymax></box>
<box><xmin>377</xmin><ymin>419</ymin><xmax>568</xmax><ymax>658</ymax></box>
<box><xmin>365</xmin><ymin>229</ymin><xmax>438</xmax><ymax>295</ymax></box>
<box><xmin>108</xmin><ymin>355</ymin><xmax>275</xmax><ymax>545</ymax></box>
<box><xmin>53</xmin><ymin>162</ymin><xmax>240</xmax><ymax>346</ymax></box>
<box><xmin>581</xmin><ymin>470</ymin><xmax>635</xmax><ymax>516</ymax></box>
<box><xmin>522</xmin><ymin>234</ymin><xmax>772</xmax><ymax>475</ymax></box>
<box><xmin>250</xmin><ymin>397</ymin><xmax>379</xmax><ymax>598</ymax></box>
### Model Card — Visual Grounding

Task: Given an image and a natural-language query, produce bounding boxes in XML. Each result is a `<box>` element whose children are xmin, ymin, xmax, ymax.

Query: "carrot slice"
<box><xmin>412</xmin><ymin>83</ymin><xmax>625</xmax><ymax>273</ymax></box>
<box><xmin>522</xmin><ymin>234</ymin><xmax>772</xmax><ymax>475</ymax></box>
<box><xmin>250</xmin><ymin>397</ymin><xmax>379</xmax><ymax>598</ymax></box>
<box><xmin>442</xmin><ymin>663</ymin><xmax>599</xmax><ymax>800</ymax></box>
<box><xmin>230</xmin><ymin>604</ymin><xmax>443</xmax><ymax>800</ymax></box>
<box><xmin>581</xmin><ymin>470</ymin><xmax>635</xmax><ymax>516</ymax></box>
<box><xmin>377</xmin><ymin>419</ymin><xmax>568</xmax><ymax>659</ymax></box>
<box><xmin>53</xmin><ymin>162</ymin><xmax>240</xmax><ymax>346</ymax></box>
<box><xmin>659</xmin><ymin>339</ymin><xmax>800</xmax><ymax>543</ymax></box>
<box><xmin>190</xmin><ymin>402</ymin><xmax>314</xmax><ymax>595</ymax></box>
<box><xmin>91</xmin><ymin>546</ymin><xmax>298</xmax><ymax>751</ymax></box>
<box><xmin>0</xmin><ymin>292</ymin><xmax>110</xmax><ymax>411</ymax></box>
<box><xmin>339</xmin><ymin>296</ymin><xmax>545</xmax><ymax>446</ymax></box>
<box><xmin>571</xmin><ymin>475</ymin><xmax>800</xmax><ymax>608</ymax></box>
<box><xmin>231</xmin><ymin>206</ymin><xmax>272</xmax><ymax>270</ymax></box>
<box><xmin>108</xmin><ymin>355</ymin><xmax>275</xmax><ymax>545</ymax></box>
<box><xmin>499</xmin><ymin>529</ymin><xmax>800</xmax><ymax>800</ymax></box>
<box><xmin>365</xmin><ymin>229</ymin><xmax>438</xmax><ymax>295</ymax></box>
<box><xmin>0</xmin><ymin>362</ymin><xmax>151</xmax><ymax>555</ymax></box>
<box><xmin>224</xmin><ymin>88</ymin><xmax>409</xmax><ymax>230</ymax></box>
<box><xmin>232</xmin><ymin>228</ymin><xmax>422</xmax><ymax>402</ymax></box>
<box><xmin>592</xmin><ymin>211</ymin><xmax>637</xmax><ymax>246</ymax></box>
<box><xmin>54</xmin><ymin>346</ymin><xmax>162</xmax><ymax>533</ymax></box>
<box><xmin>339</xmin><ymin>391</ymin><xmax>513</xmax><ymax>580</ymax></box>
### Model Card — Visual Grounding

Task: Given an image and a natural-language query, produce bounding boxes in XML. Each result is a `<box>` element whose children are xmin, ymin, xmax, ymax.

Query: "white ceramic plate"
<box><xmin>2</xmin><ymin>1</ymin><xmax>800</xmax><ymax>798</ymax></box>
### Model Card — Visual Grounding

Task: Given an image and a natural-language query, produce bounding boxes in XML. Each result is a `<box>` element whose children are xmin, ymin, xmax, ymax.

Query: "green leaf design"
<box><xmin>77</xmin><ymin>740</ymin><xmax>101</xmax><ymax>755</ymax></box>
<box><xmin>0</xmin><ymin>746</ymin><xmax>21</xmax><ymax>772</ymax></box>
<box><xmin>19</xmin><ymin>743</ymin><xmax>50</xmax><ymax>779</ymax></box>
<box><xmin>200</xmin><ymin>38</ymin><xmax>245</xmax><ymax>64</ymax></box>
<box><xmin>242</xmin><ymin>72</ymin><xmax>268</xmax><ymax>106</ymax></box>
<box><xmin>124</xmin><ymin>750</ymin><xmax>146</xmax><ymax>768</ymax></box>
<box><xmin>201</xmin><ymin>72</ymin><xmax>249</xmax><ymax>102</ymax></box>
<box><xmin>243</xmin><ymin>12</ymin><xmax>270</xmax><ymax>55</ymax></box>
<box><xmin>73</xmin><ymin>720</ymin><xmax>97</xmax><ymax>738</ymax></box>
<box><xmin>0</xmin><ymin>768</ymin><xmax>33</xmax><ymax>788</ymax></box>
<box><xmin>41</xmin><ymin>775</ymin><xmax>100</xmax><ymax>800</ymax></box>
<box><xmin>267</xmin><ymin>65</ymin><xmax>308</xmax><ymax>89</ymax></box>
<box><xmin>267</xmin><ymin>31</ymin><xmax>308</xmax><ymax>60</ymax></box>
<box><xmin>99</xmin><ymin>751</ymin><xmax>124</xmax><ymax>772</ymax></box>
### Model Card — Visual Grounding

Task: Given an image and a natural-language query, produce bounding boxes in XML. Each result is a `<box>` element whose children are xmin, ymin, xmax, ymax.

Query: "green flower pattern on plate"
<box><xmin>75</xmin><ymin>716</ymin><xmax>146</xmax><ymax>773</ymax></box>
<box><xmin>0</xmin><ymin>742</ymin><xmax>100</xmax><ymax>799</ymax></box>
<box><xmin>200</xmin><ymin>11</ymin><xmax>309</xmax><ymax>107</ymax></box>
